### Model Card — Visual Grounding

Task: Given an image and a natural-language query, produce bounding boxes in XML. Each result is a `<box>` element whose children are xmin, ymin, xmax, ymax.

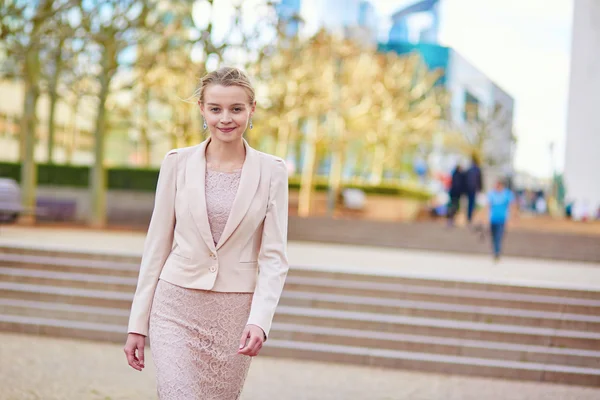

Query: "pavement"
<box><xmin>2</xmin><ymin>225</ymin><xmax>600</xmax><ymax>399</ymax></box>
<box><xmin>2</xmin><ymin>332</ymin><xmax>600</xmax><ymax>400</ymax></box>
<box><xmin>1</xmin><ymin>225</ymin><xmax>599</xmax><ymax>292</ymax></box>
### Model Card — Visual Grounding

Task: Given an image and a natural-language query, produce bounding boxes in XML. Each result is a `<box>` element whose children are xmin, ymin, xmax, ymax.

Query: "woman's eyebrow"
<box><xmin>206</xmin><ymin>103</ymin><xmax>246</xmax><ymax>107</ymax></box>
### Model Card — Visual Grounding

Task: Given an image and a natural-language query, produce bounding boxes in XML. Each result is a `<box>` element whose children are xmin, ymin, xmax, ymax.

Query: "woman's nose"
<box><xmin>221</xmin><ymin>112</ymin><xmax>233</xmax><ymax>123</ymax></box>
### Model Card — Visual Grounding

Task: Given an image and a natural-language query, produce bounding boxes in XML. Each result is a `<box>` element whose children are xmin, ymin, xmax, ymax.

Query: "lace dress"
<box><xmin>149</xmin><ymin>168</ymin><xmax>254</xmax><ymax>400</ymax></box>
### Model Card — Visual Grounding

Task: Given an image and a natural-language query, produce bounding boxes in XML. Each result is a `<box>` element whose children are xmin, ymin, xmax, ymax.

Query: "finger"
<box><xmin>250</xmin><ymin>341</ymin><xmax>263</xmax><ymax>357</ymax></box>
<box><xmin>138</xmin><ymin>344</ymin><xmax>145</xmax><ymax>367</ymax></box>
<box><xmin>239</xmin><ymin>327</ymin><xmax>250</xmax><ymax>350</ymax></box>
<box><xmin>125</xmin><ymin>350</ymin><xmax>142</xmax><ymax>371</ymax></box>
<box><xmin>240</xmin><ymin>336</ymin><xmax>261</xmax><ymax>356</ymax></box>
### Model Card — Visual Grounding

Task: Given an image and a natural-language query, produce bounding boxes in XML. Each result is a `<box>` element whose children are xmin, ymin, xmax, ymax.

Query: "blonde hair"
<box><xmin>195</xmin><ymin>67</ymin><xmax>255</xmax><ymax>105</ymax></box>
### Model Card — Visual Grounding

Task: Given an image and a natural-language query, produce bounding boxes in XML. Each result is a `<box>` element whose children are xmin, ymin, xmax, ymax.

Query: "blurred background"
<box><xmin>0</xmin><ymin>0</ymin><xmax>596</xmax><ymax>228</ymax></box>
<box><xmin>1</xmin><ymin>1</ymin><xmax>600</xmax><ymax>399</ymax></box>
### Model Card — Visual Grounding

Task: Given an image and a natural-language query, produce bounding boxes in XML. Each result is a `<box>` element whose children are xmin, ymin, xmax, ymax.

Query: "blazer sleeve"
<box><xmin>246</xmin><ymin>158</ymin><xmax>289</xmax><ymax>339</ymax></box>
<box><xmin>127</xmin><ymin>150</ymin><xmax>178</xmax><ymax>336</ymax></box>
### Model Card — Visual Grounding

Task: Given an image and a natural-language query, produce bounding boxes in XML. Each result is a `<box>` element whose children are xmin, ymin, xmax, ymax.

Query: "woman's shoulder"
<box><xmin>161</xmin><ymin>144</ymin><xmax>202</xmax><ymax>161</ymax></box>
<box><xmin>255</xmin><ymin>151</ymin><xmax>286</xmax><ymax>171</ymax></box>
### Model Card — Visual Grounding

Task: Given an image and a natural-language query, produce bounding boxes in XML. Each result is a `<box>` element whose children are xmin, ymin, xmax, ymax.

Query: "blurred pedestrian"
<box><xmin>447</xmin><ymin>165</ymin><xmax>466</xmax><ymax>227</ymax></box>
<box><xmin>465</xmin><ymin>155</ymin><xmax>483</xmax><ymax>226</ymax></box>
<box><xmin>482</xmin><ymin>178</ymin><xmax>518</xmax><ymax>261</ymax></box>
<box><xmin>124</xmin><ymin>67</ymin><xmax>289</xmax><ymax>399</ymax></box>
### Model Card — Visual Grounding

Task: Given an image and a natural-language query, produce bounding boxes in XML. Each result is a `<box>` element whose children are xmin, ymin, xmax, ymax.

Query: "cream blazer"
<box><xmin>127</xmin><ymin>138</ymin><xmax>289</xmax><ymax>338</ymax></box>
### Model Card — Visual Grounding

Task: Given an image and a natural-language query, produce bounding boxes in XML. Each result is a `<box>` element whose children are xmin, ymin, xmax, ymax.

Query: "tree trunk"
<box><xmin>275</xmin><ymin>121</ymin><xmax>290</xmax><ymax>160</ymax></box>
<box><xmin>66</xmin><ymin>97</ymin><xmax>79</xmax><ymax>164</ymax></box>
<box><xmin>89</xmin><ymin>52</ymin><xmax>114</xmax><ymax>227</ymax></box>
<box><xmin>20</xmin><ymin>78</ymin><xmax>40</xmax><ymax>224</ymax></box>
<box><xmin>327</xmin><ymin>144</ymin><xmax>344</xmax><ymax>216</ymax></box>
<box><xmin>298</xmin><ymin>118</ymin><xmax>318</xmax><ymax>217</ymax></box>
<box><xmin>19</xmin><ymin>40</ymin><xmax>42</xmax><ymax>224</ymax></box>
<box><xmin>369</xmin><ymin>142</ymin><xmax>386</xmax><ymax>185</ymax></box>
<box><xmin>139</xmin><ymin>87</ymin><xmax>151</xmax><ymax>166</ymax></box>
<box><xmin>47</xmin><ymin>38</ymin><xmax>64</xmax><ymax>164</ymax></box>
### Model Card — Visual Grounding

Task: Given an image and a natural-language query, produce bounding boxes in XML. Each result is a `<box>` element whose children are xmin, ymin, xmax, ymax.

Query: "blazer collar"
<box><xmin>186</xmin><ymin>137</ymin><xmax>261</xmax><ymax>252</ymax></box>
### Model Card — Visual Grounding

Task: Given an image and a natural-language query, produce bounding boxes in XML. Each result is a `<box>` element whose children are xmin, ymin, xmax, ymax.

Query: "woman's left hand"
<box><xmin>238</xmin><ymin>324</ymin><xmax>265</xmax><ymax>357</ymax></box>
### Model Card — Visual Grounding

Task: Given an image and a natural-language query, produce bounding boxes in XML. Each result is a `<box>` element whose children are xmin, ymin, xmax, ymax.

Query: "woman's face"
<box><xmin>200</xmin><ymin>84</ymin><xmax>255</xmax><ymax>144</ymax></box>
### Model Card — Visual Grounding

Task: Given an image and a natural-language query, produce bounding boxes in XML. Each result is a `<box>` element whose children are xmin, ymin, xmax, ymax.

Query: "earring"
<box><xmin>203</xmin><ymin>118</ymin><xmax>207</xmax><ymax>130</ymax></box>
<box><xmin>249</xmin><ymin>118</ymin><xmax>253</xmax><ymax>130</ymax></box>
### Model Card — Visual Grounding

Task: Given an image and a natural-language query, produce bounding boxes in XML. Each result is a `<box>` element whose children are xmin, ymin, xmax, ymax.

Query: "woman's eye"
<box><xmin>233</xmin><ymin>108</ymin><xmax>242</xmax><ymax>112</ymax></box>
<box><xmin>210</xmin><ymin>108</ymin><xmax>220</xmax><ymax>112</ymax></box>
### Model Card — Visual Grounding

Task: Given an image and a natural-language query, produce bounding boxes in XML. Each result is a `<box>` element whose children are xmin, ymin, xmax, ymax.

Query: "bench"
<box><xmin>36</xmin><ymin>198</ymin><xmax>77</xmax><ymax>221</ymax></box>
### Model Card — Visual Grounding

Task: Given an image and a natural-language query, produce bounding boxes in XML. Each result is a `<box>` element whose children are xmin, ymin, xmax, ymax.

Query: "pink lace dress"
<box><xmin>149</xmin><ymin>168</ymin><xmax>254</xmax><ymax>400</ymax></box>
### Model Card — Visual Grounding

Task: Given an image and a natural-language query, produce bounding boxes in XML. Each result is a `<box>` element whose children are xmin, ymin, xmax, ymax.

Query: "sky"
<box><xmin>373</xmin><ymin>0</ymin><xmax>574</xmax><ymax>178</ymax></box>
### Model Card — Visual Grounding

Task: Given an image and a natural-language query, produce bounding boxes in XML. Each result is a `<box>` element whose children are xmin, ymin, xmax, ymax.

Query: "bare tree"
<box><xmin>79</xmin><ymin>0</ymin><xmax>150</xmax><ymax>227</ymax></box>
<box><xmin>0</xmin><ymin>0</ymin><xmax>76</xmax><ymax>222</ymax></box>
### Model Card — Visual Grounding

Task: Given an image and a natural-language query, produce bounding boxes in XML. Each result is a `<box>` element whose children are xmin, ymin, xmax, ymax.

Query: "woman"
<box><xmin>123</xmin><ymin>67</ymin><xmax>289</xmax><ymax>399</ymax></box>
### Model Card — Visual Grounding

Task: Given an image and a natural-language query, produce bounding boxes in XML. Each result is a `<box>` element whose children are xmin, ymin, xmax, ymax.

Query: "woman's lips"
<box><xmin>218</xmin><ymin>127</ymin><xmax>236</xmax><ymax>133</ymax></box>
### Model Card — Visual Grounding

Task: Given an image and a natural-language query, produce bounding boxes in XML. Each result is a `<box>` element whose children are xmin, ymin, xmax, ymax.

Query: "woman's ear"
<box><xmin>250</xmin><ymin>101</ymin><xmax>256</xmax><ymax>114</ymax></box>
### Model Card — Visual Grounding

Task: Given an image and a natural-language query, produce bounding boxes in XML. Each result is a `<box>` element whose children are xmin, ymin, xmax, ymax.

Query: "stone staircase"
<box><xmin>1</xmin><ymin>245</ymin><xmax>599</xmax><ymax>386</ymax></box>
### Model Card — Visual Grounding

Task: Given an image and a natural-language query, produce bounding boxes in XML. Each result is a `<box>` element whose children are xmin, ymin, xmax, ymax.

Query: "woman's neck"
<box><xmin>205</xmin><ymin>137</ymin><xmax>246</xmax><ymax>171</ymax></box>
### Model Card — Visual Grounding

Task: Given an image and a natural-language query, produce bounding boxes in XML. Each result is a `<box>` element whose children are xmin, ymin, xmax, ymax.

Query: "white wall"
<box><xmin>444</xmin><ymin>50</ymin><xmax>515</xmax><ymax>187</ymax></box>
<box><xmin>564</xmin><ymin>0</ymin><xmax>600</xmax><ymax>215</ymax></box>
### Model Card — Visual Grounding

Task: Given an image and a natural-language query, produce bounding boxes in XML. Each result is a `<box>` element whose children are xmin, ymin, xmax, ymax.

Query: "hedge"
<box><xmin>0</xmin><ymin>162</ymin><xmax>432</xmax><ymax>200</ymax></box>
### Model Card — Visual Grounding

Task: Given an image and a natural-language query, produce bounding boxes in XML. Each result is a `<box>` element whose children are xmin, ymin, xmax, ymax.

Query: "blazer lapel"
<box><xmin>216</xmin><ymin>139</ymin><xmax>261</xmax><ymax>250</ymax></box>
<box><xmin>186</xmin><ymin>138</ymin><xmax>217</xmax><ymax>252</ymax></box>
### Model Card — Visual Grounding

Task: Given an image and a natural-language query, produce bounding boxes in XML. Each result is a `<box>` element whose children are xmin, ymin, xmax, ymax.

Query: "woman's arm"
<box><xmin>245</xmin><ymin>158</ymin><xmax>289</xmax><ymax>340</ymax></box>
<box><xmin>127</xmin><ymin>150</ymin><xmax>178</xmax><ymax>336</ymax></box>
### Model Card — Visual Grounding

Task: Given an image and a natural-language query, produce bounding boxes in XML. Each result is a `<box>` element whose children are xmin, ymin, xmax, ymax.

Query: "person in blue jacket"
<box><xmin>483</xmin><ymin>178</ymin><xmax>518</xmax><ymax>261</ymax></box>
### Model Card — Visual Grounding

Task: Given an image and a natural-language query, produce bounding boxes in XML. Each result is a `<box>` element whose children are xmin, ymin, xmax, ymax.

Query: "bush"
<box><xmin>0</xmin><ymin>162</ymin><xmax>431</xmax><ymax>199</ymax></box>
<box><xmin>288</xmin><ymin>175</ymin><xmax>432</xmax><ymax>200</ymax></box>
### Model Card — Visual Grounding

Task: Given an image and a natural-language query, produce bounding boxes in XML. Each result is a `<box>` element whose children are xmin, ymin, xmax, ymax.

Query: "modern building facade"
<box><xmin>389</xmin><ymin>0</ymin><xmax>440</xmax><ymax>44</ymax></box>
<box><xmin>564</xmin><ymin>0</ymin><xmax>600</xmax><ymax>218</ymax></box>
<box><xmin>381</xmin><ymin>0</ymin><xmax>515</xmax><ymax>187</ymax></box>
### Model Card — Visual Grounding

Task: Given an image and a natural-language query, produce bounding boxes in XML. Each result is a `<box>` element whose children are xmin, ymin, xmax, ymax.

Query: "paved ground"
<box><xmin>1</xmin><ymin>225</ymin><xmax>599</xmax><ymax>291</ymax></box>
<box><xmin>1</xmin><ymin>333</ymin><xmax>599</xmax><ymax>400</ymax></box>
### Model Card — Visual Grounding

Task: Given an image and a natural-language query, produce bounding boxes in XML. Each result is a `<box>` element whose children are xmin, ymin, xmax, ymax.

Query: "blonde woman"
<box><xmin>123</xmin><ymin>67</ymin><xmax>289</xmax><ymax>399</ymax></box>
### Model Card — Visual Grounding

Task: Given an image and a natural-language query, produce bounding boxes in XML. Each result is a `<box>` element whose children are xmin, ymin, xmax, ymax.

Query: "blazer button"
<box><xmin>209</xmin><ymin>265</ymin><xmax>217</xmax><ymax>273</ymax></box>
<box><xmin>210</xmin><ymin>253</ymin><xmax>217</xmax><ymax>260</ymax></box>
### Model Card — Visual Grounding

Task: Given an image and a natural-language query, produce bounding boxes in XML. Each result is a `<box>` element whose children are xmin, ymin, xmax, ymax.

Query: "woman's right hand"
<box><xmin>123</xmin><ymin>333</ymin><xmax>146</xmax><ymax>371</ymax></box>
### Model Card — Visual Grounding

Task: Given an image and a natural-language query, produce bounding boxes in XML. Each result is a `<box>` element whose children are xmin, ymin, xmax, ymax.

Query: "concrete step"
<box><xmin>0</xmin><ymin>245</ymin><xmax>139</xmax><ymax>264</ymax></box>
<box><xmin>4</xmin><ymin>282</ymin><xmax>598</xmax><ymax>352</ymax></box>
<box><xmin>0</xmin><ymin>253</ymin><xmax>140</xmax><ymax>277</ymax></box>
<box><xmin>3</xmin><ymin>285</ymin><xmax>597</xmax><ymax>338</ymax></box>
<box><xmin>289</xmin><ymin>268</ymin><xmax>600</xmax><ymax>300</ymax></box>
<box><xmin>278</xmin><ymin>291</ymin><xmax>600</xmax><ymax>332</ymax></box>
<box><xmin>260</xmin><ymin>339</ymin><xmax>600</xmax><ymax>386</ymax></box>
<box><xmin>0</xmin><ymin>282</ymin><xmax>132</xmax><ymax>309</ymax></box>
<box><xmin>3</xmin><ymin>268</ymin><xmax>598</xmax><ymax>317</ymax></box>
<box><xmin>283</xmin><ymin>277</ymin><xmax>600</xmax><ymax>315</ymax></box>
<box><xmin>272</xmin><ymin>306</ymin><xmax>600</xmax><ymax>351</ymax></box>
<box><xmin>268</xmin><ymin>322</ymin><xmax>600</xmax><ymax>369</ymax></box>
<box><xmin>1</xmin><ymin>314</ymin><xmax>599</xmax><ymax>386</ymax></box>
<box><xmin>1</xmin><ymin>299</ymin><xmax>598</xmax><ymax>369</ymax></box>
<box><xmin>0</xmin><ymin>267</ymin><xmax>137</xmax><ymax>292</ymax></box>
<box><xmin>0</xmin><ymin>298</ymin><xmax>129</xmax><ymax>326</ymax></box>
<box><xmin>4</xmin><ymin>250</ymin><xmax>600</xmax><ymax>301</ymax></box>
